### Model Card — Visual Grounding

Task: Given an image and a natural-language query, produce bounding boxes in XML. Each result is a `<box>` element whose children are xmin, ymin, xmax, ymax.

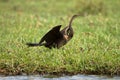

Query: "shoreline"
<box><xmin>0</xmin><ymin>70</ymin><xmax>119</xmax><ymax>76</ymax></box>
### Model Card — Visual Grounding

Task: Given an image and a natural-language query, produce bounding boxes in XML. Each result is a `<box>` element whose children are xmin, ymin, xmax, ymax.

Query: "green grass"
<box><xmin>0</xmin><ymin>0</ymin><xmax>120</xmax><ymax>76</ymax></box>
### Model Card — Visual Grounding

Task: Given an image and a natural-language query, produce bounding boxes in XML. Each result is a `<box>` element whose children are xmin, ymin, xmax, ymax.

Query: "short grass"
<box><xmin>0</xmin><ymin>0</ymin><xmax>120</xmax><ymax>76</ymax></box>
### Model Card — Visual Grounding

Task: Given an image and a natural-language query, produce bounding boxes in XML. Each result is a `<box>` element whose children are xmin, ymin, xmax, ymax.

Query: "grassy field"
<box><xmin>0</xmin><ymin>0</ymin><xmax>120</xmax><ymax>76</ymax></box>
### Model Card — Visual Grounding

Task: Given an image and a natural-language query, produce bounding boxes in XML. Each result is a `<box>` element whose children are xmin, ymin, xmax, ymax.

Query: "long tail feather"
<box><xmin>26</xmin><ymin>42</ymin><xmax>46</xmax><ymax>47</ymax></box>
<box><xmin>26</xmin><ymin>43</ymin><xmax>40</xmax><ymax>47</ymax></box>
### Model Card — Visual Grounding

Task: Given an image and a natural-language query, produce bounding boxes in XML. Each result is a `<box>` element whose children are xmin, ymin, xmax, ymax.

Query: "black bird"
<box><xmin>26</xmin><ymin>15</ymin><xmax>79</xmax><ymax>49</ymax></box>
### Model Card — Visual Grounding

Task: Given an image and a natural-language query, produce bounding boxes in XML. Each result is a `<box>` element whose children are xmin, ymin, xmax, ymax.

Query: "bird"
<box><xmin>26</xmin><ymin>15</ymin><xmax>80</xmax><ymax>49</ymax></box>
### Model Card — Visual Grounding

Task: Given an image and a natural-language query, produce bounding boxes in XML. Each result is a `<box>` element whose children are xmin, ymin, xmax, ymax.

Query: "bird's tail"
<box><xmin>26</xmin><ymin>43</ymin><xmax>43</xmax><ymax>47</ymax></box>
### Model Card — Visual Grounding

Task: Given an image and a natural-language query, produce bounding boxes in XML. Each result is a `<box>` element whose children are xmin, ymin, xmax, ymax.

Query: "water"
<box><xmin>0</xmin><ymin>74</ymin><xmax>120</xmax><ymax>80</ymax></box>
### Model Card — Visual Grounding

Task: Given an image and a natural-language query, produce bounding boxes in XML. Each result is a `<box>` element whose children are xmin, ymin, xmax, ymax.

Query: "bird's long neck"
<box><xmin>68</xmin><ymin>15</ymin><xmax>77</xmax><ymax>28</ymax></box>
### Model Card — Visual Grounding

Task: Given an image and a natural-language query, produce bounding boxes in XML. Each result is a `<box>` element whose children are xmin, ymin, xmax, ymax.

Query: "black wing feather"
<box><xmin>39</xmin><ymin>25</ymin><xmax>62</xmax><ymax>44</ymax></box>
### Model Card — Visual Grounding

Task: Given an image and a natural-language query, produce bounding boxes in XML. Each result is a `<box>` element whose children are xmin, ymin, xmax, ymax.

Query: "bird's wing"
<box><xmin>39</xmin><ymin>25</ymin><xmax>62</xmax><ymax>44</ymax></box>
